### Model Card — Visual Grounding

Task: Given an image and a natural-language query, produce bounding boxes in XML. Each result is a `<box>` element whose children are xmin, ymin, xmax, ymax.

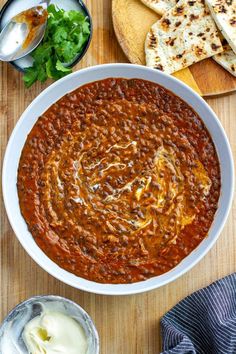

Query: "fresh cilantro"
<box><xmin>53</xmin><ymin>27</ymin><xmax>68</xmax><ymax>44</ymax></box>
<box><xmin>32</xmin><ymin>43</ymin><xmax>52</xmax><ymax>64</ymax></box>
<box><xmin>23</xmin><ymin>67</ymin><xmax>38</xmax><ymax>88</ymax></box>
<box><xmin>56</xmin><ymin>60</ymin><xmax>72</xmax><ymax>73</ymax></box>
<box><xmin>23</xmin><ymin>4</ymin><xmax>90</xmax><ymax>88</ymax></box>
<box><xmin>37</xmin><ymin>66</ymin><xmax>48</xmax><ymax>83</ymax></box>
<box><xmin>55</xmin><ymin>41</ymin><xmax>78</xmax><ymax>63</ymax></box>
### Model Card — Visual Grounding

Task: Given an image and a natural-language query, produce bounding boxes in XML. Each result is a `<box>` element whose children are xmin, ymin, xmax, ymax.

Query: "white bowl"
<box><xmin>2</xmin><ymin>64</ymin><xmax>234</xmax><ymax>295</ymax></box>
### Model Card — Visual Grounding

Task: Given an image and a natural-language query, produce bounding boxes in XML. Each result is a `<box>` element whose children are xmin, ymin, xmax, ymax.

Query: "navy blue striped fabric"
<box><xmin>161</xmin><ymin>273</ymin><xmax>236</xmax><ymax>354</ymax></box>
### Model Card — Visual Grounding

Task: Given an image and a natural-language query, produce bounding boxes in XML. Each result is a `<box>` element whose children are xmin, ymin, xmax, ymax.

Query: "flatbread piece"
<box><xmin>213</xmin><ymin>40</ymin><xmax>236</xmax><ymax>76</ymax></box>
<box><xmin>145</xmin><ymin>0</ymin><xmax>223</xmax><ymax>74</ymax></box>
<box><xmin>140</xmin><ymin>0</ymin><xmax>178</xmax><ymax>15</ymax></box>
<box><xmin>205</xmin><ymin>0</ymin><xmax>236</xmax><ymax>54</ymax></box>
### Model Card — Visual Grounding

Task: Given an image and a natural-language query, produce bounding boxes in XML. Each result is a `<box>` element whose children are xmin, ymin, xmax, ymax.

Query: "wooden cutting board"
<box><xmin>112</xmin><ymin>0</ymin><xmax>236</xmax><ymax>96</ymax></box>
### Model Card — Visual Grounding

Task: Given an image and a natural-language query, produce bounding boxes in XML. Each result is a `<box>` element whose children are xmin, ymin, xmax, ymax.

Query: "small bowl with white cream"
<box><xmin>0</xmin><ymin>295</ymin><xmax>99</xmax><ymax>354</ymax></box>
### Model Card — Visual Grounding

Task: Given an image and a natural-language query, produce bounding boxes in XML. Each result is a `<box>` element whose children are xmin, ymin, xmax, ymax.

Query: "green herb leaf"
<box><xmin>56</xmin><ymin>60</ymin><xmax>72</xmax><ymax>73</ymax></box>
<box><xmin>23</xmin><ymin>67</ymin><xmax>39</xmax><ymax>88</ymax></box>
<box><xmin>65</xmin><ymin>10</ymin><xmax>85</xmax><ymax>24</ymax></box>
<box><xmin>55</xmin><ymin>41</ymin><xmax>78</xmax><ymax>63</ymax></box>
<box><xmin>31</xmin><ymin>43</ymin><xmax>52</xmax><ymax>64</ymax></box>
<box><xmin>37</xmin><ymin>66</ymin><xmax>48</xmax><ymax>83</ymax></box>
<box><xmin>45</xmin><ymin>58</ymin><xmax>54</xmax><ymax>78</ymax></box>
<box><xmin>53</xmin><ymin>27</ymin><xmax>68</xmax><ymax>44</ymax></box>
<box><xmin>47</xmin><ymin>4</ymin><xmax>64</xmax><ymax>21</ymax></box>
<box><xmin>82</xmin><ymin>21</ymin><xmax>90</xmax><ymax>35</ymax></box>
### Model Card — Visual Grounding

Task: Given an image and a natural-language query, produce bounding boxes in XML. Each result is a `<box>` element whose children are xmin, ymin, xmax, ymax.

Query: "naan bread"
<box><xmin>205</xmin><ymin>0</ymin><xmax>236</xmax><ymax>54</ymax></box>
<box><xmin>140</xmin><ymin>0</ymin><xmax>178</xmax><ymax>15</ymax></box>
<box><xmin>213</xmin><ymin>40</ymin><xmax>236</xmax><ymax>76</ymax></box>
<box><xmin>145</xmin><ymin>0</ymin><xmax>223</xmax><ymax>74</ymax></box>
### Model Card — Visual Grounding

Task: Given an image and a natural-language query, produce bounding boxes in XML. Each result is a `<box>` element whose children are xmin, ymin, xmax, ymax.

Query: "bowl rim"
<box><xmin>0</xmin><ymin>295</ymin><xmax>99</xmax><ymax>353</ymax></box>
<box><xmin>2</xmin><ymin>63</ymin><xmax>235</xmax><ymax>295</ymax></box>
<box><xmin>0</xmin><ymin>0</ymin><xmax>93</xmax><ymax>72</ymax></box>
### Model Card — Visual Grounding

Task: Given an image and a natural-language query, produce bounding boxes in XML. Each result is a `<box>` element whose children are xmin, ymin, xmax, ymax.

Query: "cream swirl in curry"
<box><xmin>18</xmin><ymin>78</ymin><xmax>220</xmax><ymax>283</ymax></box>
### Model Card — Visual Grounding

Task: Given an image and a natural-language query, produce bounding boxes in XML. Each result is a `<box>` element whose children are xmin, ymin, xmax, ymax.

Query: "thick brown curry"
<box><xmin>17</xmin><ymin>78</ymin><xmax>221</xmax><ymax>283</ymax></box>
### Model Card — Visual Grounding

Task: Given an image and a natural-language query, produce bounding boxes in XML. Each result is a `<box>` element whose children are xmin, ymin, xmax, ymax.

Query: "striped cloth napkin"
<box><xmin>161</xmin><ymin>273</ymin><xmax>236</xmax><ymax>354</ymax></box>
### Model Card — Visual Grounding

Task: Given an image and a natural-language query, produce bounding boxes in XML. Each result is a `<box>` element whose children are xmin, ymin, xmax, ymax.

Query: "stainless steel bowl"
<box><xmin>0</xmin><ymin>0</ymin><xmax>93</xmax><ymax>72</ymax></box>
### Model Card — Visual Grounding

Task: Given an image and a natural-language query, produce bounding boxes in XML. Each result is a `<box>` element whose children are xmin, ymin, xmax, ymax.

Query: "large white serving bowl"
<box><xmin>2</xmin><ymin>64</ymin><xmax>234</xmax><ymax>295</ymax></box>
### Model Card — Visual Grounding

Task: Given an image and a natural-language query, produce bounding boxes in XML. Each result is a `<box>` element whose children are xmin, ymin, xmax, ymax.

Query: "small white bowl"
<box><xmin>0</xmin><ymin>295</ymin><xmax>99</xmax><ymax>354</ymax></box>
<box><xmin>2</xmin><ymin>64</ymin><xmax>234</xmax><ymax>295</ymax></box>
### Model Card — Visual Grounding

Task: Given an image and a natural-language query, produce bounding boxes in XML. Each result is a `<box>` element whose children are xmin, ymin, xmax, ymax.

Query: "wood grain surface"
<box><xmin>112</xmin><ymin>0</ymin><xmax>236</xmax><ymax>97</ymax></box>
<box><xmin>0</xmin><ymin>1</ymin><xmax>236</xmax><ymax>353</ymax></box>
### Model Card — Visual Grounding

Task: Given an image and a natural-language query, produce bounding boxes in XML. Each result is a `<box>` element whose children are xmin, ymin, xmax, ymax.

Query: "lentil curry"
<box><xmin>18</xmin><ymin>78</ymin><xmax>221</xmax><ymax>283</ymax></box>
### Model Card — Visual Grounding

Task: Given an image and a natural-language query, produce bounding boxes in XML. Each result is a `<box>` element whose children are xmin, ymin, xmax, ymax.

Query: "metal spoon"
<box><xmin>0</xmin><ymin>1</ymin><xmax>50</xmax><ymax>62</ymax></box>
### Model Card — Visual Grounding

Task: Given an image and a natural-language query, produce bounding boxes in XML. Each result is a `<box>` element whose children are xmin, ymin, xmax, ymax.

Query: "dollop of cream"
<box><xmin>23</xmin><ymin>311</ymin><xmax>88</xmax><ymax>354</ymax></box>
